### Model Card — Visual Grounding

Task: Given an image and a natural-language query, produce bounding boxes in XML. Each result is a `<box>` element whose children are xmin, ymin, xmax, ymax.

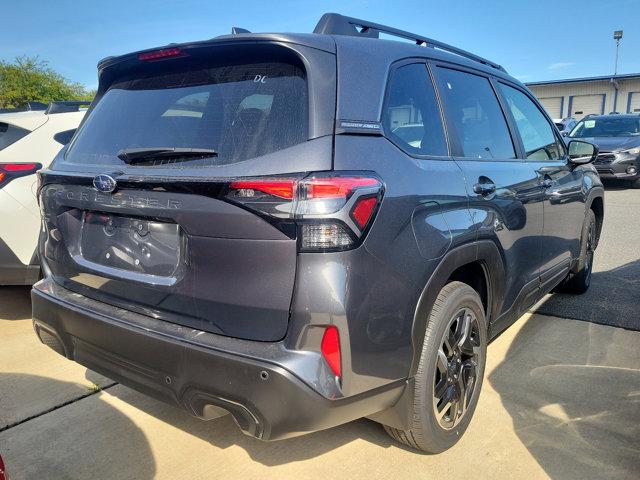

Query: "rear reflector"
<box><xmin>138</xmin><ymin>47</ymin><xmax>184</xmax><ymax>61</ymax></box>
<box><xmin>321</xmin><ymin>326</ymin><xmax>341</xmax><ymax>378</ymax></box>
<box><xmin>351</xmin><ymin>196</ymin><xmax>378</xmax><ymax>229</ymax></box>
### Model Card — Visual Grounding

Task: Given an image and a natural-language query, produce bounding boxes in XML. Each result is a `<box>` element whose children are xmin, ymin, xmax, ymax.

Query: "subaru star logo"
<box><xmin>93</xmin><ymin>174</ymin><xmax>117</xmax><ymax>193</ymax></box>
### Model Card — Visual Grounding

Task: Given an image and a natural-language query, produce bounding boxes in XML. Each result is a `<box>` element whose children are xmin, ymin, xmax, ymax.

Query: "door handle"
<box><xmin>473</xmin><ymin>182</ymin><xmax>496</xmax><ymax>196</ymax></box>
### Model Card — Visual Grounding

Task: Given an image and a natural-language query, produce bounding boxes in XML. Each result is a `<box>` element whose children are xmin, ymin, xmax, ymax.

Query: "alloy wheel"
<box><xmin>432</xmin><ymin>308</ymin><xmax>481</xmax><ymax>430</ymax></box>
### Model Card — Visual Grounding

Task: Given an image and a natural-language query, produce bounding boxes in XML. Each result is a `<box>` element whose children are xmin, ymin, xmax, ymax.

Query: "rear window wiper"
<box><xmin>117</xmin><ymin>147</ymin><xmax>218</xmax><ymax>165</ymax></box>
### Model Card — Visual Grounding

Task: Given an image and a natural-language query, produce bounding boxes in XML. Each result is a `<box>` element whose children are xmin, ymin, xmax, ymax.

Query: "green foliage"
<box><xmin>0</xmin><ymin>56</ymin><xmax>95</xmax><ymax>108</ymax></box>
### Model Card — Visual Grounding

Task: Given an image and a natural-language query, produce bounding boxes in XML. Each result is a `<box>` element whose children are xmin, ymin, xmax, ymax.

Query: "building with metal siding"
<box><xmin>526</xmin><ymin>73</ymin><xmax>640</xmax><ymax>119</ymax></box>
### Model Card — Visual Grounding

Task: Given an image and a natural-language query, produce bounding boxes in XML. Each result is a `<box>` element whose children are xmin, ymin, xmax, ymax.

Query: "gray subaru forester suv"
<box><xmin>32</xmin><ymin>13</ymin><xmax>604</xmax><ymax>452</ymax></box>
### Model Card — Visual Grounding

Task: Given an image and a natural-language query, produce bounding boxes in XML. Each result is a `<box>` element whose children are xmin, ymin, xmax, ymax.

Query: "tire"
<box><xmin>384</xmin><ymin>281</ymin><xmax>487</xmax><ymax>453</ymax></box>
<box><xmin>556</xmin><ymin>209</ymin><xmax>596</xmax><ymax>294</ymax></box>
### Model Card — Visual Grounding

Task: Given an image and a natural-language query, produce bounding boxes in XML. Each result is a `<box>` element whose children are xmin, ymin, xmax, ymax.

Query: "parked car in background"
<box><xmin>553</xmin><ymin>117</ymin><xmax>577</xmax><ymax>135</ymax></box>
<box><xmin>31</xmin><ymin>13</ymin><xmax>604</xmax><ymax>453</ymax></box>
<box><xmin>0</xmin><ymin>102</ymin><xmax>87</xmax><ymax>285</ymax></box>
<box><xmin>567</xmin><ymin>113</ymin><xmax>640</xmax><ymax>187</ymax></box>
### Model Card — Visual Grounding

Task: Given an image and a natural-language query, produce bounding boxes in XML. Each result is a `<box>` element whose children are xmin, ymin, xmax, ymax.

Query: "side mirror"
<box><xmin>53</xmin><ymin>128</ymin><xmax>77</xmax><ymax>145</ymax></box>
<box><xmin>568</xmin><ymin>140</ymin><xmax>598</xmax><ymax>165</ymax></box>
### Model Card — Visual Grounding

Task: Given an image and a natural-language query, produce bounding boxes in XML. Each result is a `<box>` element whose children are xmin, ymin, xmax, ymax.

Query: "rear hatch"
<box><xmin>38</xmin><ymin>39</ymin><xmax>337</xmax><ymax>341</ymax></box>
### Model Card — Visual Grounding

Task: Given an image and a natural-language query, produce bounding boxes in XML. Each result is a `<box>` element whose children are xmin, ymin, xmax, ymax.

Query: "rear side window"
<box><xmin>383</xmin><ymin>63</ymin><xmax>447</xmax><ymax>156</ymax></box>
<box><xmin>65</xmin><ymin>60</ymin><xmax>307</xmax><ymax>167</ymax></box>
<box><xmin>0</xmin><ymin>123</ymin><xmax>30</xmax><ymax>150</ymax></box>
<box><xmin>435</xmin><ymin>68</ymin><xmax>515</xmax><ymax>159</ymax></box>
<box><xmin>498</xmin><ymin>83</ymin><xmax>564</xmax><ymax>160</ymax></box>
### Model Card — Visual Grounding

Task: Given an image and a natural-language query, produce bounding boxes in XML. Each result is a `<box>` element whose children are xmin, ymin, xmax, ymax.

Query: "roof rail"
<box><xmin>313</xmin><ymin>13</ymin><xmax>506</xmax><ymax>73</ymax></box>
<box><xmin>45</xmin><ymin>101</ymin><xmax>91</xmax><ymax>115</ymax></box>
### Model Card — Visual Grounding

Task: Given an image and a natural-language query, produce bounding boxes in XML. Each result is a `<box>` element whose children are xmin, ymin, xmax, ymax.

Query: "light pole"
<box><xmin>614</xmin><ymin>30</ymin><xmax>623</xmax><ymax>76</ymax></box>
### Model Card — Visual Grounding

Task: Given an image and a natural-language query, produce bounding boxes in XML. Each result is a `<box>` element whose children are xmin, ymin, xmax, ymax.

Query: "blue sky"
<box><xmin>2</xmin><ymin>0</ymin><xmax>639</xmax><ymax>88</ymax></box>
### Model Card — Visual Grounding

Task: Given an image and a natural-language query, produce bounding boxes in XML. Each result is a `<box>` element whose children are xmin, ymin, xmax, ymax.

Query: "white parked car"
<box><xmin>0</xmin><ymin>102</ymin><xmax>87</xmax><ymax>285</ymax></box>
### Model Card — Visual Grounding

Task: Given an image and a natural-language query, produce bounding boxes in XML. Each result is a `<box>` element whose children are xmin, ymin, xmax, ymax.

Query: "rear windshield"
<box><xmin>0</xmin><ymin>122</ymin><xmax>30</xmax><ymax>150</ymax></box>
<box><xmin>569</xmin><ymin>117</ymin><xmax>640</xmax><ymax>138</ymax></box>
<box><xmin>65</xmin><ymin>59</ymin><xmax>308</xmax><ymax>167</ymax></box>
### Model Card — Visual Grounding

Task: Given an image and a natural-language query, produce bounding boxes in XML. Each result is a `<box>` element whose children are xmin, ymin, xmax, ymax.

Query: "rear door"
<box><xmin>496</xmin><ymin>82</ymin><xmax>584</xmax><ymax>289</ymax></box>
<box><xmin>432</xmin><ymin>65</ymin><xmax>544</xmax><ymax>316</ymax></box>
<box><xmin>40</xmin><ymin>41</ymin><xmax>336</xmax><ymax>341</ymax></box>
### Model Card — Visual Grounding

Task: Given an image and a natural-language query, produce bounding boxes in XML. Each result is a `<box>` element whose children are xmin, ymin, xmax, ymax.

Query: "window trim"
<box><xmin>429</xmin><ymin>60</ymin><xmax>522</xmax><ymax>163</ymax></box>
<box><xmin>379</xmin><ymin>58</ymin><xmax>451</xmax><ymax>160</ymax></box>
<box><xmin>495</xmin><ymin>79</ymin><xmax>568</xmax><ymax>162</ymax></box>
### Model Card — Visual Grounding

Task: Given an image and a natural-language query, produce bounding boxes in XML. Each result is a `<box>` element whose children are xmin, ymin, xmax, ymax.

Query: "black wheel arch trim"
<box><xmin>409</xmin><ymin>240</ymin><xmax>505</xmax><ymax>379</ymax></box>
<box><xmin>584</xmin><ymin>187</ymin><xmax>604</xmax><ymax>248</ymax></box>
<box><xmin>371</xmin><ymin>241</ymin><xmax>504</xmax><ymax>431</ymax></box>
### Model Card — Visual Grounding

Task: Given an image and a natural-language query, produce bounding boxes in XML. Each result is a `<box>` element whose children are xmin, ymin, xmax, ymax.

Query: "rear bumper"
<box><xmin>31</xmin><ymin>278</ymin><xmax>404</xmax><ymax>440</ymax></box>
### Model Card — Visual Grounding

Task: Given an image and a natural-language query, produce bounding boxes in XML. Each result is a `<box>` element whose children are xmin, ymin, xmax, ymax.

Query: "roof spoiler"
<box><xmin>45</xmin><ymin>101</ymin><xmax>91</xmax><ymax>115</ymax></box>
<box><xmin>313</xmin><ymin>13</ymin><xmax>506</xmax><ymax>73</ymax></box>
<box><xmin>0</xmin><ymin>101</ymin><xmax>48</xmax><ymax>114</ymax></box>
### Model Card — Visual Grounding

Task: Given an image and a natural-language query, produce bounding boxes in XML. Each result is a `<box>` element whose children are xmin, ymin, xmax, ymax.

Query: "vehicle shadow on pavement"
<box><xmin>534</xmin><ymin>259</ymin><xmax>640</xmax><ymax>330</ymax></box>
<box><xmin>488</xmin><ymin>314</ymin><xmax>640</xmax><ymax>480</ymax></box>
<box><xmin>101</xmin><ymin>382</ymin><xmax>404</xmax><ymax>466</ymax></box>
<box><xmin>0</xmin><ymin>373</ymin><xmax>156</xmax><ymax>480</ymax></box>
<box><xmin>0</xmin><ymin>287</ymin><xmax>31</xmax><ymax>321</ymax></box>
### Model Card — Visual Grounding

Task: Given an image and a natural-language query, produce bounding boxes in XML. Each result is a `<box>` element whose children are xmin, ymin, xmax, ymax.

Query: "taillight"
<box><xmin>226</xmin><ymin>172</ymin><xmax>383</xmax><ymax>251</ymax></box>
<box><xmin>138</xmin><ymin>47</ymin><xmax>185</xmax><ymax>61</ymax></box>
<box><xmin>228</xmin><ymin>179</ymin><xmax>296</xmax><ymax>200</ymax></box>
<box><xmin>0</xmin><ymin>453</ymin><xmax>6</xmax><ymax>480</ymax></box>
<box><xmin>321</xmin><ymin>326</ymin><xmax>341</xmax><ymax>378</ymax></box>
<box><xmin>0</xmin><ymin>162</ymin><xmax>41</xmax><ymax>189</ymax></box>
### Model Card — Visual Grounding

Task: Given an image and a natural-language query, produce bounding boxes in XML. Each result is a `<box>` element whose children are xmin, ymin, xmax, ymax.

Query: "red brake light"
<box><xmin>0</xmin><ymin>453</ymin><xmax>6</xmax><ymax>480</ymax></box>
<box><xmin>3</xmin><ymin>163</ymin><xmax>37</xmax><ymax>172</ymax></box>
<box><xmin>321</xmin><ymin>326</ymin><xmax>341</xmax><ymax>378</ymax></box>
<box><xmin>351</xmin><ymin>196</ymin><xmax>378</xmax><ymax>228</ymax></box>
<box><xmin>229</xmin><ymin>179</ymin><xmax>296</xmax><ymax>200</ymax></box>
<box><xmin>0</xmin><ymin>163</ymin><xmax>41</xmax><ymax>189</ymax></box>
<box><xmin>306</xmin><ymin>177</ymin><xmax>379</xmax><ymax>199</ymax></box>
<box><xmin>138</xmin><ymin>47</ymin><xmax>184</xmax><ymax>61</ymax></box>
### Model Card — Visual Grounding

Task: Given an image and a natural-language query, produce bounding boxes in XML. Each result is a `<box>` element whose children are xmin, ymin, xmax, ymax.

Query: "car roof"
<box><xmin>99</xmin><ymin>31</ymin><xmax>519</xmax><ymax>86</ymax></box>
<box><xmin>0</xmin><ymin>109</ymin><xmax>87</xmax><ymax>131</ymax></box>
<box><xmin>0</xmin><ymin>110</ymin><xmax>48</xmax><ymax>130</ymax></box>
<box><xmin>585</xmin><ymin>114</ymin><xmax>640</xmax><ymax>120</ymax></box>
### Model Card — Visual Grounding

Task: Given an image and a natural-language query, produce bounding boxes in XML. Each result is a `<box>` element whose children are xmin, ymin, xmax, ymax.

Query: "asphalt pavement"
<box><xmin>535</xmin><ymin>184</ymin><xmax>640</xmax><ymax>329</ymax></box>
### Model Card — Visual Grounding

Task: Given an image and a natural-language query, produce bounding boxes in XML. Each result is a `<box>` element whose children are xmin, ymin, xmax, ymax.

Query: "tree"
<box><xmin>0</xmin><ymin>56</ymin><xmax>95</xmax><ymax>108</ymax></box>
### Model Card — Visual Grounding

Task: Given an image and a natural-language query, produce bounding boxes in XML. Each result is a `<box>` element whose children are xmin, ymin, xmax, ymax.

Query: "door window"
<box><xmin>383</xmin><ymin>63</ymin><xmax>448</xmax><ymax>156</ymax></box>
<box><xmin>435</xmin><ymin>68</ymin><xmax>515</xmax><ymax>159</ymax></box>
<box><xmin>498</xmin><ymin>83</ymin><xmax>565</xmax><ymax>160</ymax></box>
